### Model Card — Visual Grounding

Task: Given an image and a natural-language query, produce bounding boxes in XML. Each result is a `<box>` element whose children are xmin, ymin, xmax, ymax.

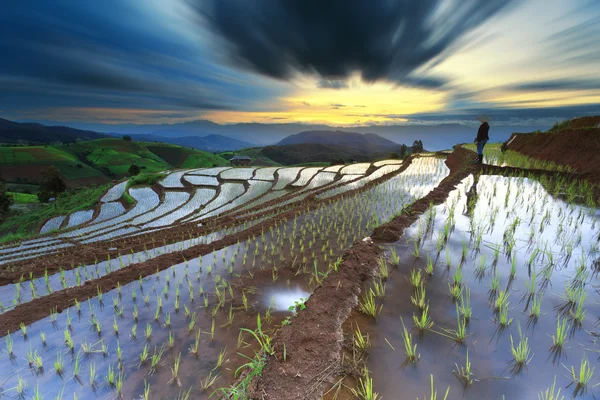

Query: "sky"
<box><xmin>1</xmin><ymin>0</ymin><xmax>599</xmax><ymax>127</ymax></box>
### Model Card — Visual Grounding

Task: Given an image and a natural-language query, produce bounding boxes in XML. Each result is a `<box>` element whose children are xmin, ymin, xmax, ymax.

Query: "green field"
<box><xmin>0</xmin><ymin>146</ymin><xmax>103</xmax><ymax>179</ymax></box>
<box><xmin>7</xmin><ymin>192</ymin><xmax>39</xmax><ymax>204</ymax></box>
<box><xmin>0</xmin><ymin>139</ymin><xmax>229</xmax><ymax>187</ymax></box>
<box><xmin>64</xmin><ymin>139</ymin><xmax>228</xmax><ymax>175</ymax></box>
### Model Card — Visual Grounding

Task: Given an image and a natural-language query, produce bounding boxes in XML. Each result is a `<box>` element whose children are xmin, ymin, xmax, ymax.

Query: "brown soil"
<box><xmin>247</xmin><ymin>241</ymin><xmax>382</xmax><ymax>400</ymax></box>
<box><xmin>244</xmin><ymin>146</ymin><xmax>475</xmax><ymax>400</ymax></box>
<box><xmin>507</xmin><ymin>116</ymin><xmax>600</xmax><ymax>181</ymax></box>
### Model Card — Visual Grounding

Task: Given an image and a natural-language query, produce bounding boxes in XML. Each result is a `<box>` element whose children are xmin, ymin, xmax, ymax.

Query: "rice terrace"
<box><xmin>0</xmin><ymin>116</ymin><xmax>598</xmax><ymax>399</ymax></box>
<box><xmin>1</xmin><ymin>1</ymin><xmax>600</xmax><ymax>399</ymax></box>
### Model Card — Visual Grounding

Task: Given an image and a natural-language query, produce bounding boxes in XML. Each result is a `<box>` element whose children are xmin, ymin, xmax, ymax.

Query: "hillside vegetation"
<box><xmin>260</xmin><ymin>142</ymin><xmax>405</xmax><ymax>165</ymax></box>
<box><xmin>0</xmin><ymin>118</ymin><xmax>110</xmax><ymax>144</ymax></box>
<box><xmin>0</xmin><ymin>138</ymin><xmax>228</xmax><ymax>187</ymax></box>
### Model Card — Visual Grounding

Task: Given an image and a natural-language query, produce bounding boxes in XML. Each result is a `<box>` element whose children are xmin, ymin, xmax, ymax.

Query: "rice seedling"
<box><xmin>54</xmin><ymin>352</ymin><xmax>64</xmax><ymax>375</ymax></box>
<box><xmin>20</xmin><ymin>322</ymin><xmax>27</xmax><ymax>338</ymax></box>
<box><xmin>64</xmin><ymin>329</ymin><xmax>74</xmax><ymax>350</ymax></box>
<box><xmin>489</xmin><ymin>273</ymin><xmax>500</xmax><ymax>293</ymax></box>
<box><xmin>529</xmin><ymin>293</ymin><xmax>543</xmax><ymax>320</ymax></box>
<box><xmin>359</xmin><ymin>289</ymin><xmax>382</xmax><ymax>317</ymax></box>
<box><xmin>350</xmin><ymin>366</ymin><xmax>380</xmax><ymax>400</ymax></box>
<box><xmin>4</xmin><ymin>331</ymin><xmax>13</xmax><ymax>356</ymax></box>
<box><xmin>72</xmin><ymin>352</ymin><xmax>80</xmax><ymax>378</ymax></box>
<box><xmin>498</xmin><ymin>303</ymin><xmax>513</xmax><ymax>327</ymax></box>
<box><xmin>411</xmin><ymin>285</ymin><xmax>427</xmax><ymax>311</ymax></box>
<box><xmin>104</xmin><ymin>363</ymin><xmax>116</xmax><ymax>387</ymax></box>
<box><xmin>551</xmin><ymin>318</ymin><xmax>570</xmax><ymax>350</ymax></box>
<box><xmin>452</xmin><ymin>267</ymin><xmax>463</xmax><ymax>287</ymax></box>
<box><xmin>89</xmin><ymin>362</ymin><xmax>97</xmax><ymax>386</ymax></box>
<box><xmin>439</xmin><ymin>306</ymin><xmax>468</xmax><ymax>344</ymax></box>
<box><xmin>141</xmin><ymin>381</ymin><xmax>151</xmax><ymax>400</ymax></box>
<box><xmin>353</xmin><ymin>324</ymin><xmax>371</xmax><ymax>354</ymax></box>
<box><xmin>458</xmin><ymin>288</ymin><xmax>472</xmax><ymax>322</ymax></box>
<box><xmin>413</xmin><ymin>304</ymin><xmax>434</xmax><ymax>332</ymax></box>
<box><xmin>139</xmin><ymin>345</ymin><xmax>149</xmax><ymax>366</ymax></box>
<box><xmin>565</xmin><ymin>356</ymin><xmax>595</xmax><ymax>396</ymax></box>
<box><xmin>509</xmin><ymin>324</ymin><xmax>532</xmax><ymax>372</ymax></box>
<box><xmin>168</xmin><ymin>352</ymin><xmax>182</xmax><ymax>386</ymax></box>
<box><xmin>189</xmin><ymin>329</ymin><xmax>201</xmax><ymax>354</ymax></box>
<box><xmin>200</xmin><ymin>371</ymin><xmax>220</xmax><ymax>391</ymax></box>
<box><xmin>390</xmin><ymin>247</ymin><xmax>400</xmax><ymax>266</ymax></box>
<box><xmin>448</xmin><ymin>283</ymin><xmax>462</xmax><ymax>301</ymax></box>
<box><xmin>145</xmin><ymin>323</ymin><xmax>152</xmax><ymax>341</ymax></box>
<box><xmin>425</xmin><ymin>255</ymin><xmax>434</xmax><ymax>275</ymax></box>
<box><xmin>215</xmin><ymin>346</ymin><xmax>228</xmax><ymax>369</ymax></box>
<box><xmin>372</xmin><ymin>278</ymin><xmax>386</xmax><ymax>298</ymax></box>
<box><xmin>474</xmin><ymin>255</ymin><xmax>487</xmax><ymax>279</ymax></box>
<box><xmin>400</xmin><ymin>318</ymin><xmax>419</xmax><ymax>364</ymax></box>
<box><xmin>570</xmin><ymin>300</ymin><xmax>586</xmax><ymax>325</ymax></box>
<box><xmin>409</xmin><ymin>269</ymin><xmax>423</xmax><ymax>288</ymax></box>
<box><xmin>417</xmin><ymin>375</ymin><xmax>450</xmax><ymax>400</ymax></box>
<box><xmin>241</xmin><ymin>315</ymin><xmax>275</xmax><ymax>355</ymax></box>
<box><xmin>411</xmin><ymin>240</ymin><xmax>421</xmax><ymax>258</ymax></box>
<box><xmin>494</xmin><ymin>290</ymin><xmax>510</xmax><ymax>312</ymax></box>
<box><xmin>377</xmin><ymin>257</ymin><xmax>389</xmax><ymax>280</ymax></box>
<box><xmin>538</xmin><ymin>376</ymin><xmax>563</xmax><ymax>400</ymax></box>
<box><xmin>149</xmin><ymin>345</ymin><xmax>166</xmax><ymax>373</ymax></box>
<box><xmin>453</xmin><ymin>349</ymin><xmax>474</xmax><ymax>386</ymax></box>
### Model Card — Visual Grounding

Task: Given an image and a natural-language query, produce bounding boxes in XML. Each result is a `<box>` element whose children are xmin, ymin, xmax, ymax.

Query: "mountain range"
<box><xmin>2</xmin><ymin>117</ymin><xmax>554</xmax><ymax>152</ymax></box>
<box><xmin>39</xmin><ymin>119</ymin><xmax>552</xmax><ymax>150</ymax></box>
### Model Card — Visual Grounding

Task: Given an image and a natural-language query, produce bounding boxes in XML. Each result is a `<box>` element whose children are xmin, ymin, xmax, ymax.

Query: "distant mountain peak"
<box><xmin>277</xmin><ymin>130</ymin><xmax>399</xmax><ymax>147</ymax></box>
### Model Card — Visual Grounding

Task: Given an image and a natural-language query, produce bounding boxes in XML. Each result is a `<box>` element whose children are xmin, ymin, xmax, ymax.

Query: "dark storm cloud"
<box><xmin>507</xmin><ymin>78</ymin><xmax>600</xmax><ymax>92</ymax></box>
<box><xmin>0</xmin><ymin>0</ymin><xmax>286</xmax><ymax>116</ymax></box>
<box><xmin>196</xmin><ymin>0</ymin><xmax>519</xmax><ymax>88</ymax></box>
<box><xmin>317</xmin><ymin>79</ymin><xmax>349</xmax><ymax>89</ymax></box>
<box><xmin>392</xmin><ymin>104</ymin><xmax>600</xmax><ymax>122</ymax></box>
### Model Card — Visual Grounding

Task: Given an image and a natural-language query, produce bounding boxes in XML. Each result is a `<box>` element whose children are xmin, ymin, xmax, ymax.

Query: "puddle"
<box><xmin>262</xmin><ymin>285</ymin><xmax>311</xmax><ymax>312</ymax></box>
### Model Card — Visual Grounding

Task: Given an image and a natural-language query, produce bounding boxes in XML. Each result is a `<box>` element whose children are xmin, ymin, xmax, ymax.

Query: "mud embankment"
<box><xmin>245</xmin><ymin>146</ymin><xmax>475</xmax><ymax>400</ymax></box>
<box><xmin>506</xmin><ymin>116</ymin><xmax>600</xmax><ymax>181</ymax></box>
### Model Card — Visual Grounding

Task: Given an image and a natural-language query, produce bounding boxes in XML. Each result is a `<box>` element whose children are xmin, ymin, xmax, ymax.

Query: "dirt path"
<box><xmin>244</xmin><ymin>147</ymin><xmax>475</xmax><ymax>400</ymax></box>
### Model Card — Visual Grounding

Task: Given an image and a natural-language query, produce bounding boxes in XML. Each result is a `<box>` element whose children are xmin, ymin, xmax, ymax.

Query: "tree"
<box><xmin>38</xmin><ymin>166</ymin><xmax>66</xmax><ymax>203</ymax></box>
<box><xmin>388</xmin><ymin>152</ymin><xmax>400</xmax><ymax>159</ymax></box>
<box><xmin>411</xmin><ymin>140</ymin><xmax>424</xmax><ymax>154</ymax></box>
<box><xmin>128</xmin><ymin>164</ymin><xmax>141</xmax><ymax>176</ymax></box>
<box><xmin>400</xmin><ymin>144</ymin><xmax>408</xmax><ymax>158</ymax></box>
<box><xmin>123</xmin><ymin>135</ymin><xmax>132</xmax><ymax>141</ymax></box>
<box><xmin>0</xmin><ymin>181</ymin><xmax>14</xmax><ymax>216</ymax></box>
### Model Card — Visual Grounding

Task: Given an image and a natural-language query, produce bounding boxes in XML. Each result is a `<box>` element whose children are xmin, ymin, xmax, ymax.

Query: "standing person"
<box><xmin>473</xmin><ymin>115</ymin><xmax>490</xmax><ymax>164</ymax></box>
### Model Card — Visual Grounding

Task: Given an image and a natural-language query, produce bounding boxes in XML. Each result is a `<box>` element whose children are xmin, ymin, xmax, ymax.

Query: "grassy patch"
<box><xmin>0</xmin><ymin>146</ymin><xmax>103</xmax><ymax>180</ymax></box>
<box><xmin>8</xmin><ymin>192</ymin><xmax>39</xmax><ymax>204</ymax></box>
<box><xmin>126</xmin><ymin>172</ymin><xmax>163</xmax><ymax>188</ymax></box>
<box><xmin>463</xmin><ymin>143</ymin><xmax>572</xmax><ymax>172</ymax></box>
<box><xmin>0</xmin><ymin>183</ymin><xmax>111</xmax><ymax>244</ymax></box>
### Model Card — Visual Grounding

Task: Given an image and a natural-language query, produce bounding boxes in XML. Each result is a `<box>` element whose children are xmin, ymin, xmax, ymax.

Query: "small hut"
<box><xmin>229</xmin><ymin>155</ymin><xmax>251</xmax><ymax>166</ymax></box>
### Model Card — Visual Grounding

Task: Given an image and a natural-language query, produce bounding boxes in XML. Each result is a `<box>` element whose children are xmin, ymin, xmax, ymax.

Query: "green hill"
<box><xmin>0</xmin><ymin>138</ymin><xmax>228</xmax><ymax>188</ymax></box>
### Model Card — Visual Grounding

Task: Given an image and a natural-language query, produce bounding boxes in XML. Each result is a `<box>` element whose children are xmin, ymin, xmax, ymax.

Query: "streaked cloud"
<box><xmin>0</xmin><ymin>0</ymin><xmax>599</xmax><ymax>126</ymax></box>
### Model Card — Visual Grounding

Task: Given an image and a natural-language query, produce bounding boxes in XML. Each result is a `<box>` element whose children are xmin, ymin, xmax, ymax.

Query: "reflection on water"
<box><xmin>352</xmin><ymin>174</ymin><xmax>600</xmax><ymax>400</ymax></box>
<box><xmin>264</xmin><ymin>285</ymin><xmax>311</xmax><ymax>311</ymax></box>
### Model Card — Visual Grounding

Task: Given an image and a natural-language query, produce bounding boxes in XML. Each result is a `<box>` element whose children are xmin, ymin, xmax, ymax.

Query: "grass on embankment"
<box><xmin>463</xmin><ymin>143</ymin><xmax>572</xmax><ymax>172</ymax></box>
<box><xmin>0</xmin><ymin>183</ymin><xmax>112</xmax><ymax>244</ymax></box>
<box><xmin>7</xmin><ymin>192</ymin><xmax>39</xmax><ymax>204</ymax></box>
